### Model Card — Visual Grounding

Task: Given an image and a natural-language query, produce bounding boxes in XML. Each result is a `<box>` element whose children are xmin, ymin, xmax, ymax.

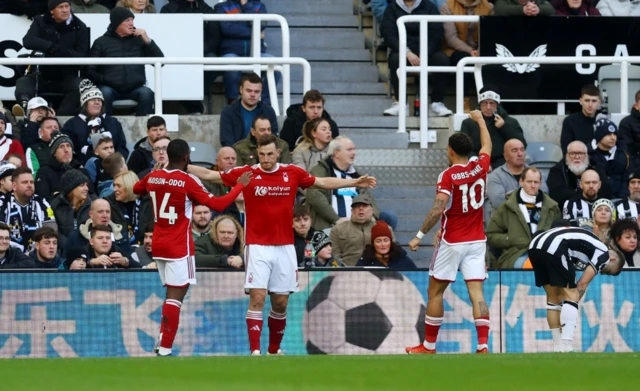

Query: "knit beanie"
<box><xmin>48</xmin><ymin>0</ymin><xmax>70</xmax><ymax>11</ymax></box>
<box><xmin>60</xmin><ymin>169</ymin><xmax>88</xmax><ymax>198</ymax></box>
<box><xmin>0</xmin><ymin>161</ymin><xmax>16</xmax><ymax>181</ymax></box>
<box><xmin>49</xmin><ymin>131</ymin><xmax>74</xmax><ymax>156</ymax></box>
<box><xmin>370</xmin><ymin>220</ymin><xmax>392</xmax><ymax>244</ymax></box>
<box><xmin>66</xmin><ymin>247</ymin><xmax>88</xmax><ymax>265</ymax></box>
<box><xmin>478</xmin><ymin>84</ymin><xmax>501</xmax><ymax>104</ymax></box>
<box><xmin>311</xmin><ymin>231</ymin><xmax>331</xmax><ymax>254</ymax></box>
<box><xmin>0</xmin><ymin>112</ymin><xmax>6</xmax><ymax>126</ymax></box>
<box><xmin>79</xmin><ymin>79</ymin><xmax>104</xmax><ymax>108</ymax></box>
<box><xmin>591</xmin><ymin>199</ymin><xmax>615</xmax><ymax>220</ymax></box>
<box><xmin>109</xmin><ymin>7</ymin><xmax>134</xmax><ymax>31</ymax></box>
<box><xmin>594</xmin><ymin>118</ymin><xmax>617</xmax><ymax>144</ymax></box>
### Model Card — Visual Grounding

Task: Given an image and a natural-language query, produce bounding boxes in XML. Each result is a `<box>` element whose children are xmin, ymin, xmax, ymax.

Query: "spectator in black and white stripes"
<box><xmin>615</xmin><ymin>168</ymin><xmax>640</xmax><ymax>221</ymax></box>
<box><xmin>562</xmin><ymin>168</ymin><xmax>603</xmax><ymax>225</ymax></box>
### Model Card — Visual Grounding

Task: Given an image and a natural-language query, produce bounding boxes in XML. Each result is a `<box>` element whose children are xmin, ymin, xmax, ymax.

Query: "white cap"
<box><xmin>27</xmin><ymin>97</ymin><xmax>49</xmax><ymax>111</ymax></box>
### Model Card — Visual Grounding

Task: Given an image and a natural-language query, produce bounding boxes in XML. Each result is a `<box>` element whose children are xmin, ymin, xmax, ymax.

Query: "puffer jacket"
<box><xmin>49</xmin><ymin>193</ymin><xmax>95</xmax><ymax>250</ymax></box>
<box><xmin>280</xmin><ymin>103</ymin><xmax>340</xmax><ymax>152</ymax></box>
<box><xmin>126</xmin><ymin>137</ymin><xmax>153</xmax><ymax>175</ymax></box>
<box><xmin>330</xmin><ymin>218</ymin><xmax>395</xmax><ymax>266</ymax></box>
<box><xmin>87</xmin><ymin>29</ymin><xmax>164</xmax><ymax>94</ymax></box>
<box><xmin>292</xmin><ymin>143</ymin><xmax>329</xmax><ymax>173</ymax></box>
<box><xmin>62</xmin><ymin>114</ymin><xmax>129</xmax><ymax>160</ymax></box>
<box><xmin>213</xmin><ymin>0</ymin><xmax>267</xmax><ymax>57</ymax></box>
<box><xmin>35</xmin><ymin>158</ymin><xmax>95</xmax><ymax>201</ymax></box>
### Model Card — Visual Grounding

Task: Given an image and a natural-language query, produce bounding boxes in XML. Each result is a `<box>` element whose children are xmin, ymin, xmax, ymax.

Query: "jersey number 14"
<box><xmin>459</xmin><ymin>178</ymin><xmax>485</xmax><ymax>213</ymax></box>
<box><xmin>150</xmin><ymin>191</ymin><xmax>178</xmax><ymax>225</ymax></box>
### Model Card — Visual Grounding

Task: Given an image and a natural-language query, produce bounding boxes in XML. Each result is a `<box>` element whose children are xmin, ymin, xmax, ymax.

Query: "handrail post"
<box><xmin>279</xmin><ymin>14</ymin><xmax>292</xmax><ymax>113</ymax></box>
<box><xmin>266</xmin><ymin>65</ymin><xmax>279</xmax><ymax>115</ymax></box>
<box><xmin>456</xmin><ymin>58</ymin><xmax>468</xmax><ymax>115</ymax></box>
<box><xmin>621</xmin><ymin>60</ymin><xmax>629</xmax><ymax>115</ymax></box>
<box><xmin>154</xmin><ymin>62</ymin><xmax>163</xmax><ymax>115</ymax></box>
<box><xmin>252</xmin><ymin>19</ymin><xmax>262</xmax><ymax>77</ymax></box>
<box><xmin>418</xmin><ymin>20</ymin><xmax>429</xmax><ymax>147</ymax></box>
<box><xmin>302</xmin><ymin>59</ymin><xmax>311</xmax><ymax>96</ymax></box>
<box><xmin>397</xmin><ymin>19</ymin><xmax>408</xmax><ymax>133</ymax></box>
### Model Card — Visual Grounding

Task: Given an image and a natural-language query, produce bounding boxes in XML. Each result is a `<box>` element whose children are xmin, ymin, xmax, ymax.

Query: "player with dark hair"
<box><xmin>406</xmin><ymin>110</ymin><xmax>492</xmax><ymax>354</ymax></box>
<box><xmin>528</xmin><ymin>225</ymin><xmax>625</xmax><ymax>352</ymax></box>
<box><xmin>133</xmin><ymin>139</ymin><xmax>252</xmax><ymax>356</ymax></box>
<box><xmin>188</xmin><ymin>133</ymin><xmax>376</xmax><ymax>355</ymax></box>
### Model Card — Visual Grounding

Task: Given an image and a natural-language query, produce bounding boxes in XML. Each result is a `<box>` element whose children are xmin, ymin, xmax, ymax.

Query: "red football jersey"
<box><xmin>221</xmin><ymin>164</ymin><xmax>316</xmax><ymax>245</ymax></box>
<box><xmin>436</xmin><ymin>153</ymin><xmax>490</xmax><ymax>244</ymax></box>
<box><xmin>133</xmin><ymin>169</ymin><xmax>244</xmax><ymax>260</ymax></box>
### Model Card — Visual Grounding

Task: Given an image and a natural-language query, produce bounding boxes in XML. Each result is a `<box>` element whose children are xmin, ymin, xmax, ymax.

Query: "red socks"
<box><xmin>159</xmin><ymin>299</ymin><xmax>182</xmax><ymax>349</ymax></box>
<box><xmin>475</xmin><ymin>316</ymin><xmax>490</xmax><ymax>346</ymax></box>
<box><xmin>424</xmin><ymin>315</ymin><xmax>443</xmax><ymax>349</ymax></box>
<box><xmin>268</xmin><ymin>311</ymin><xmax>286</xmax><ymax>354</ymax></box>
<box><xmin>246</xmin><ymin>310</ymin><xmax>263</xmax><ymax>352</ymax></box>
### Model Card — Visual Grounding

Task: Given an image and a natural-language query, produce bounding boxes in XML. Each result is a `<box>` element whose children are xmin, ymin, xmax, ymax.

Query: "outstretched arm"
<box><xmin>408</xmin><ymin>193</ymin><xmax>449</xmax><ymax>251</ymax></box>
<box><xmin>311</xmin><ymin>175</ymin><xmax>377</xmax><ymax>190</ymax></box>
<box><xmin>187</xmin><ymin>164</ymin><xmax>223</xmax><ymax>184</ymax></box>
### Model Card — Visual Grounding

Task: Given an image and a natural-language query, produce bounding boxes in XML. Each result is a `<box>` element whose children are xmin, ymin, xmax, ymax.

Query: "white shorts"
<box><xmin>429</xmin><ymin>241</ymin><xmax>486</xmax><ymax>282</ymax></box>
<box><xmin>245</xmin><ymin>244</ymin><xmax>298</xmax><ymax>294</ymax></box>
<box><xmin>156</xmin><ymin>256</ymin><xmax>197</xmax><ymax>287</ymax></box>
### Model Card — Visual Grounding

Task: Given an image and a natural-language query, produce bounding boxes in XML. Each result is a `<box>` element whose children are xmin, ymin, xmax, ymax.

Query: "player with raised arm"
<box><xmin>188</xmin><ymin>134</ymin><xmax>376</xmax><ymax>355</ymax></box>
<box><xmin>406</xmin><ymin>110</ymin><xmax>492</xmax><ymax>354</ymax></box>
<box><xmin>528</xmin><ymin>223</ymin><xmax>625</xmax><ymax>352</ymax></box>
<box><xmin>133</xmin><ymin>139</ymin><xmax>251</xmax><ymax>357</ymax></box>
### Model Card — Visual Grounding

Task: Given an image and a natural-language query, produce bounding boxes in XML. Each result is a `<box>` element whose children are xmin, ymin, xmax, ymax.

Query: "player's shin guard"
<box><xmin>159</xmin><ymin>299</ymin><xmax>182</xmax><ymax>351</ymax></box>
<box><xmin>268</xmin><ymin>310</ymin><xmax>287</xmax><ymax>354</ymax></box>
<box><xmin>560</xmin><ymin>300</ymin><xmax>579</xmax><ymax>350</ymax></box>
<box><xmin>246</xmin><ymin>310</ymin><xmax>264</xmax><ymax>353</ymax></box>
<box><xmin>474</xmin><ymin>316</ymin><xmax>490</xmax><ymax>351</ymax></box>
<box><xmin>423</xmin><ymin>315</ymin><xmax>443</xmax><ymax>350</ymax></box>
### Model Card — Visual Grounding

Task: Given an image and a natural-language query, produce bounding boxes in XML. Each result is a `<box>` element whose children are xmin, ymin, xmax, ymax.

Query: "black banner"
<box><xmin>479</xmin><ymin>16</ymin><xmax>640</xmax><ymax>100</ymax></box>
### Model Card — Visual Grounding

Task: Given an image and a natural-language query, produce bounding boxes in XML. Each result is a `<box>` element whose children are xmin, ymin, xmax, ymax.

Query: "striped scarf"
<box><xmin>517</xmin><ymin>188</ymin><xmax>543</xmax><ymax>234</ymax></box>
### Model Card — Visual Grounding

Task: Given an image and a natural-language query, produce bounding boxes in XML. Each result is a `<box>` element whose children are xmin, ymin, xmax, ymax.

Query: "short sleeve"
<box><xmin>436</xmin><ymin>170</ymin><xmax>452</xmax><ymax>196</ymax></box>
<box><xmin>220</xmin><ymin>166</ymin><xmax>249</xmax><ymax>187</ymax></box>
<box><xmin>293</xmin><ymin>165</ymin><xmax>316</xmax><ymax>189</ymax></box>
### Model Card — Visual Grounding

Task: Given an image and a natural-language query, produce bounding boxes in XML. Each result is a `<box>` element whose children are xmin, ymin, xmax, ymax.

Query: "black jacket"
<box><xmin>2</xmin><ymin>0</ymin><xmax>47</xmax><ymax>18</ymax></box>
<box><xmin>280</xmin><ymin>104</ymin><xmax>340</xmax><ymax>152</ymax></box>
<box><xmin>160</xmin><ymin>0</ymin><xmax>222</xmax><ymax>55</ymax></box>
<box><xmin>618</xmin><ymin>108</ymin><xmax>640</xmax><ymax>162</ymax></box>
<box><xmin>28</xmin><ymin>250</ymin><xmax>63</xmax><ymax>269</ymax></box>
<box><xmin>104</xmin><ymin>193</ymin><xmax>153</xmax><ymax>245</ymax></box>
<box><xmin>35</xmin><ymin>158</ymin><xmax>95</xmax><ymax>201</ymax></box>
<box><xmin>219</xmin><ymin>100</ymin><xmax>278</xmax><ymax>147</ymax></box>
<box><xmin>61</xmin><ymin>114</ymin><xmax>129</xmax><ymax>161</ymax></box>
<box><xmin>589</xmin><ymin>146</ymin><xmax>633</xmax><ymax>199</ymax></box>
<box><xmin>293</xmin><ymin>228</ymin><xmax>317</xmax><ymax>266</ymax></box>
<box><xmin>381</xmin><ymin>0</ymin><xmax>442</xmax><ymax>57</ymax></box>
<box><xmin>49</xmin><ymin>193</ymin><xmax>94</xmax><ymax>250</ymax></box>
<box><xmin>87</xmin><ymin>29</ymin><xmax>164</xmax><ymax>94</ymax></box>
<box><xmin>546</xmin><ymin>159</ymin><xmax>614</xmax><ymax>207</ymax></box>
<box><xmin>127</xmin><ymin>137</ymin><xmax>153</xmax><ymax>175</ymax></box>
<box><xmin>0</xmin><ymin>246</ymin><xmax>36</xmax><ymax>269</ymax></box>
<box><xmin>560</xmin><ymin>112</ymin><xmax>596</xmax><ymax>154</ymax></box>
<box><xmin>20</xmin><ymin>120</ymin><xmax>44</xmax><ymax>149</ymax></box>
<box><xmin>22</xmin><ymin>13</ymin><xmax>89</xmax><ymax>81</ymax></box>
<box><xmin>356</xmin><ymin>247</ymin><xmax>417</xmax><ymax>269</ymax></box>
<box><xmin>76</xmin><ymin>243</ymin><xmax>141</xmax><ymax>269</ymax></box>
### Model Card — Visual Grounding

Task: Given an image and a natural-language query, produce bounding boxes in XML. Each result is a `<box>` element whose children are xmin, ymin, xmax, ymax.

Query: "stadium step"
<box><xmin>377</xmin><ymin>198</ymin><xmax>433</xmax><ymax>215</ymax></box>
<box><xmin>284</xmin><ymin>14</ymin><xmax>360</xmax><ymax>28</ymax></box>
<box><xmin>287</xmin><ymin>48</ymin><xmax>371</xmax><ymax>62</ymax></box>
<box><xmin>278</xmin><ymin>81</ymin><xmax>386</xmax><ymax>96</ymax></box>
<box><xmin>267</xmin><ymin>28</ymin><xmax>365</xmax><ymax>50</ymax></box>
<box><xmin>400</xmin><ymin>245</ymin><xmax>434</xmax><ymax>267</ymax></box>
<box><xmin>330</xmin><ymin>116</ymin><xmax>450</xmax><ymax>130</ymax></box>
<box><xmin>288</xmin><ymin>62</ymin><xmax>379</xmax><ymax>82</ymax></box>
<box><xmin>347</xmin><ymin>131</ymin><xmax>409</xmax><ymax>149</ymax></box>
<box><xmin>355</xmin><ymin>149</ymin><xmax>448</xmax><ymax>167</ymax></box>
<box><xmin>279</xmin><ymin>95</ymin><xmax>393</xmax><ymax>116</ymax></box>
<box><xmin>264</xmin><ymin>0</ymin><xmax>355</xmax><ymax>15</ymax></box>
<box><xmin>373</xmin><ymin>186</ymin><xmax>437</xmax><ymax>199</ymax></box>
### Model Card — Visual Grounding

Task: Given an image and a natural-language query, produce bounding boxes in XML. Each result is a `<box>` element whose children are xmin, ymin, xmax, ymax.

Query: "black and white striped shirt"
<box><xmin>562</xmin><ymin>197</ymin><xmax>593</xmax><ymax>225</ymax></box>
<box><xmin>615</xmin><ymin>198</ymin><xmax>640</xmax><ymax>220</ymax></box>
<box><xmin>529</xmin><ymin>227</ymin><xmax>610</xmax><ymax>274</ymax></box>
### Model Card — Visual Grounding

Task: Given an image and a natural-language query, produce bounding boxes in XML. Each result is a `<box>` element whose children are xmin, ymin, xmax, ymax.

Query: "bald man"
<box><xmin>562</xmin><ymin>168</ymin><xmax>602</xmax><ymax>225</ymax></box>
<box><xmin>64</xmin><ymin>198</ymin><xmax>133</xmax><ymax>260</ymax></box>
<box><xmin>202</xmin><ymin>147</ymin><xmax>242</xmax><ymax>223</ymax></box>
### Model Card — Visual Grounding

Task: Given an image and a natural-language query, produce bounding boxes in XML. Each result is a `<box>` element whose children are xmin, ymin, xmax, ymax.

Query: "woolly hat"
<box><xmin>60</xmin><ymin>169</ymin><xmax>88</xmax><ymax>198</ymax></box>
<box><xmin>628</xmin><ymin>167</ymin><xmax>640</xmax><ymax>184</ymax></box>
<box><xmin>594</xmin><ymin>118</ymin><xmax>618</xmax><ymax>144</ymax></box>
<box><xmin>371</xmin><ymin>220</ymin><xmax>392</xmax><ymax>244</ymax></box>
<box><xmin>109</xmin><ymin>7</ymin><xmax>134</xmax><ymax>31</ymax></box>
<box><xmin>310</xmin><ymin>231</ymin><xmax>331</xmax><ymax>254</ymax></box>
<box><xmin>90</xmin><ymin>131</ymin><xmax>113</xmax><ymax>150</ymax></box>
<box><xmin>48</xmin><ymin>0</ymin><xmax>70</xmax><ymax>11</ymax></box>
<box><xmin>592</xmin><ymin>199</ymin><xmax>616</xmax><ymax>221</ymax></box>
<box><xmin>0</xmin><ymin>161</ymin><xmax>16</xmax><ymax>180</ymax></box>
<box><xmin>66</xmin><ymin>246</ymin><xmax>88</xmax><ymax>265</ymax></box>
<box><xmin>49</xmin><ymin>131</ymin><xmax>74</xmax><ymax>156</ymax></box>
<box><xmin>79</xmin><ymin>79</ymin><xmax>103</xmax><ymax>107</ymax></box>
<box><xmin>0</xmin><ymin>112</ymin><xmax>6</xmax><ymax>125</ymax></box>
<box><xmin>478</xmin><ymin>84</ymin><xmax>501</xmax><ymax>104</ymax></box>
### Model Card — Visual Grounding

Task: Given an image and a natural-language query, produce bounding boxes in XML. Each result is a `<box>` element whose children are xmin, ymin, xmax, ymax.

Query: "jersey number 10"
<box><xmin>459</xmin><ymin>178</ymin><xmax>485</xmax><ymax>213</ymax></box>
<box><xmin>150</xmin><ymin>191</ymin><xmax>178</xmax><ymax>225</ymax></box>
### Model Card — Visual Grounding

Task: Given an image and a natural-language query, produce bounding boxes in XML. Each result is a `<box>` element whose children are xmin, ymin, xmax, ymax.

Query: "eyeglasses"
<box><xmin>153</xmin><ymin>147</ymin><xmax>168</xmax><ymax>153</ymax></box>
<box><xmin>568</xmin><ymin>152</ymin><xmax>586</xmax><ymax>157</ymax></box>
<box><xmin>0</xmin><ymin>237</ymin><xmax>11</xmax><ymax>242</ymax></box>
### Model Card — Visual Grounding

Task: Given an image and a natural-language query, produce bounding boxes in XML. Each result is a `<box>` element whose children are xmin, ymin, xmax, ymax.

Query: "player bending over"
<box><xmin>528</xmin><ymin>223</ymin><xmax>625</xmax><ymax>352</ymax></box>
<box><xmin>406</xmin><ymin>110</ymin><xmax>492</xmax><ymax>354</ymax></box>
<box><xmin>133</xmin><ymin>139</ymin><xmax>251</xmax><ymax>356</ymax></box>
<box><xmin>188</xmin><ymin>134</ymin><xmax>376</xmax><ymax>355</ymax></box>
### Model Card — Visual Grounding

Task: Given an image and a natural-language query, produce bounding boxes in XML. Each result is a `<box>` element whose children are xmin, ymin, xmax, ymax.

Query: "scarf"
<box><xmin>517</xmin><ymin>188</ymin><xmax>543</xmax><ymax>234</ymax></box>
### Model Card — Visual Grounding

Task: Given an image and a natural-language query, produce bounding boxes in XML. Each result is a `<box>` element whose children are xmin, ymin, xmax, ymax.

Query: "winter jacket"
<box><xmin>202</xmin><ymin>170</ymin><xmax>242</xmax><ymax>223</ymax></box>
<box><xmin>460</xmin><ymin>106</ymin><xmax>526</xmax><ymax>169</ymax></box>
<box><xmin>35</xmin><ymin>158</ymin><xmax>95</xmax><ymax>201</ymax></box>
<box><xmin>486</xmin><ymin>190</ymin><xmax>560</xmax><ymax>269</ymax></box>
<box><xmin>440</xmin><ymin>0</ymin><xmax>494</xmax><ymax>56</ymax></box>
<box><xmin>307</xmin><ymin>157</ymin><xmax>380</xmax><ymax>231</ymax></box>
<box><xmin>160</xmin><ymin>0</ymin><xmax>222</xmax><ymax>55</ymax></box>
<box><xmin>0</xmin><ymin>136</ymin><xmax>25</xmax><ymax>161</ymax></box>
<box><xmin>20</xmin><ymin>120</ymin><xmax>45</xmax><ymax>150</ymax></box>
<box><xmin>381</xmin><ymin>0</ymin><xmax>443</xmax><ymax>58</ymax></box>
<box><xmin>127</xmin><ymin>137</ymin><xmax>153</xmax><ymax>175</ymax></box>
<box><xmin>486</xmin><ymin>163</ymin><xmax>549</xmax><ymax>211</ymax></box>
<box><xmin>87</xmin><ymin>29</ymin><xmax>164</xmax><ymax>94</ymax></box>
<box><xmin>546</xmin><ymin>159</ymin><xmax>613</xmax><ymax>207</ymax></box>
<box><xmin>293</xmin><ymin>228</ymin><xmax>317</xmax><ymax>266</ymax></box>
<box><xmin>70</xmin><ymin>0</ymin><xmax>109</xmax><ymax>13</ymax></box>
<box><xmin>61</xmin><ymin>114</ymin><xmax>129</xmax><ymax>160</ymax></box>
<box><xmin>596</xmin><ymin>0</ymin><xmax>640</xmax><ymax>16</ymax></box>
<box><xmin>233</xmin><ymin>134</ymin><xmax>291</xmax><ymax>167</ymax></box>
<box><xmin>131</xmin><ymin>246</ymin><xmax>154</xmax><ymax>268</ymax></box>
<box><xmin>64</xmin><ymin>218</ymin><xmax>132</xmax><ymax>259</ymax></box>
<box><xmin>22</xmin><ymin>13</ymin><xmax>89</xmax><ymax>81</ymax></box>
<box><xmin>560</xmin><ymin>111</ymin><xmax>596</xmax><ymax>154</ymax></box>
<box><xmin>618</xmin><ymin>108</ymin><xmax>640</xmax><ymax>164</ymax></box>
<box><xmin>85</xmin><ymin>155</ymin><xmax>111</xmax><ymax>192</ymax></box>
<box><xmin>292</xmin><ymin>143</ymin><xmax>329</xmax><ymax>173</ymax></box>
<box><xmin>82</xmin><ymin>243</ymin><xmax>141</xmax><ymax>269</ymax></box>
<box><xmin>104</xmin><ymin>193</ymin><xmax>153</xmax><ymax>245</ymax></box>
<box><xmin>219</xmin><ymin>100</ymin><xmax>278</xmax><ymax>147</ymax></box>
<box><xmin>552</xmin><ymin>0</ymin><xmax>601</xmax><ymax>15</ymax></box>
<box><xmin>49</xmin><ymin>193</ymin><xmax>94</xmax><ymax>250</ymax></box>
<box><xmin>588</xmin><ymin>145</ymin><xmax>632</xmax><ymax>199</ymax></box>
<box><xmin>195</xmin><ymin>234</ymin><xmax>243</xmax><ymax>268</ymax></box>
<box><xmin>305</xmin><ymin>255</ymin><xmax>345</xmax><ymax>268</ymax></box>
<box><xmin>25</xmin><ymin>139</ymin><xmax>51</xmax><ymax>175</ymax></box>
<box><xmin>0</xmin><ymin>246</ymin><xmax>37</xmax><ymax>269</ymax></box>
<box><xmin>494</xmin><ymin>0</ymin><xmax>554</xmax><ymax>15</ymax></box>
<box><xmin>28</xmin><ymin>250</ymin><xmax>64</xmax><ymax>269</ymax></box>
<box><xmin>356</xmin><ymin>246</ymin><xmax>417</xmax><ymax>268</ymax></box>
<box><xmin>330</xmin><ymin>218</ymin><xmax>394</xmax><ymax>266</ymax></box>
<box><xmin>2</xmin><ymin>0</ymin><xmax>47</xmax><ymax>18</ymax></box>
<box><xmin>280</xmin><ymin>103</ymin><xmax>340</xmax><ymax>152</ymax></box>
<box><xmin>115</xmin><ymin>0</ymin><xmax>156</xmax><ymax>13</ymax></box>
<box><xmin>213</xmin><ymin>0</ymin><xmax>267</xmax><ymax>57</ymax></box>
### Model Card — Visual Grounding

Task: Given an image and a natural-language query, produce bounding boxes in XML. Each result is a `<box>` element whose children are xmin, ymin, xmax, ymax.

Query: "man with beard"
<box><xmin>562</xmin><ymin>169</ymin><xmax>603</xmax><ymax>225</ymax></box>
<box><xmin>132</xmin><ymin>221</ymin><xmax>156</xmax><ymax>268</ymax></box>
<box><xmin>192</xmin><ymin>205</ymin><xmax>212</xmax><ymax>239</ymax></box>
<box><xmin>615</xmin><ymin>168</ymin><xmax>640</xmax><ymax>220</ymax></box>
<box><xmin>547</xmin><ymin>140</ymin><xmax>613</xmax><ymax>207</ymax></box>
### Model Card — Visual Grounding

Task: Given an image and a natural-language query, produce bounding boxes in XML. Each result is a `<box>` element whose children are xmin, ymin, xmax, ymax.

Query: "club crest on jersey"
<box><xmin>283</xmin><ymin>172</ymin><xmax>289</xmax><ymax>182</ymax></box>
<box><xmin>248</xmin><ymin>272</ymin><xmax>253</xmax><ymax>283</ymax></box>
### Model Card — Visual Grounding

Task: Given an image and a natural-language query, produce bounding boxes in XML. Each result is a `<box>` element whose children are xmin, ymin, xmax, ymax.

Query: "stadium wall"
<box><xmin>0</xmin><ymin>269</ymin><xmax>636</xmax><ymax>358</ymax></box>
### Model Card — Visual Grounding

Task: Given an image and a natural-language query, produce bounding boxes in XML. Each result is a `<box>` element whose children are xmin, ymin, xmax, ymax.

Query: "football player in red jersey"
<box><xmin>406</xmin><ymin>110</ymin><xmax>493</xmax><ymax>354</ymax></box>
<box><xmin>134</xmin><ymin>139</ymin><xmax>251</xmax><ymax>356</ymax></box>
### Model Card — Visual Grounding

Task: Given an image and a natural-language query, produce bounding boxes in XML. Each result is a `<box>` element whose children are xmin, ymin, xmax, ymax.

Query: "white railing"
<box><xmin>0</xmin><ymin>57</ymin><xmax>311</xmax><ymax>116</ymax></box>
<box><xmin>397</xmin><ymin>15</ymin><xmax>478</xmax><ymax>148</ymax></box>
<box><xmin>202</xmin><ymin>14</ymin><xmax>291</xmax><ymax>114</ymax></box>
<box><xmin>454</xmin><ymin>56</ymin><xmax>639</xmax><ymax>130</ymax></box>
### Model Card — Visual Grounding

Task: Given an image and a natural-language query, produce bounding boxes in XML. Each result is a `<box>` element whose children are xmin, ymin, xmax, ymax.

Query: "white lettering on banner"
<box><xmin>504</xmin><ymin>284</ymin><xmax>551</xmax><ymax>353</ymax></box>
<box><xmin>84</xmin><ymin>290</ymin><xmax>163</xmax><ymax>357</ymax></box>
<box><xmin>575</xmin><ymin>44</ymin><xmax>597</xmax><ymax>75</ymax></box>
<box><xmin>0</xmin><ymin>288</ymin><xmax>77</xmax><ymax>358</ymax></box>
<box><xmin>614</xmin><ymin>44</ymin><xmax>630</xmax><ymax>58</ymax></box>
<box><xmin>582</xmin><ymin>284</ymin><xmax>634</xmax><ymax>352</ymax></box>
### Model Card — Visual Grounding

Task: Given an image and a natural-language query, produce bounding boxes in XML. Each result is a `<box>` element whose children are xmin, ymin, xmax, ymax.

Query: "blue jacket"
<box><xmin>28</xmin><ymin>250</ymin><xmax>64</xmax><ymax>270</ymax></box>
<box><xmin>214</xmin><ymin>0</ymin><xmax>267</xmax><ymax>56</ymax></box>
<box><xmin>356</xmin><ymin>246</ymin><xmax>417</xmax><ymax>269</ymax></box>
<box><xmin>219</xmin><ymin>99</ymin><xmax>278</xmax><ymax>147</ymax></box>
<box><xmin>61</xmin><ymin>114</ymin><xmax>129</xmax><ymax>162</ymax></box>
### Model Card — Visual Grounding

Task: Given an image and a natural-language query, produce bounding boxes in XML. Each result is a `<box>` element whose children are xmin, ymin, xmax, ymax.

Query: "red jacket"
<box><xmin>0</xmin><ymin>137</ymin><xmax>25</xmax><ymax>161</ymax></box>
